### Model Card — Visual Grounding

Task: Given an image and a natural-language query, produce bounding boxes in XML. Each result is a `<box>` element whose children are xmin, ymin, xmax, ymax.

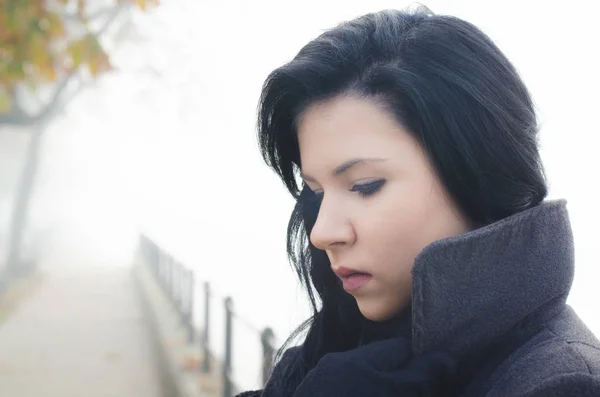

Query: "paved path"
<box><xmin>0</xmin><ymin>263</ymin><xmax>166</xmax><ymax>397</ymax></box>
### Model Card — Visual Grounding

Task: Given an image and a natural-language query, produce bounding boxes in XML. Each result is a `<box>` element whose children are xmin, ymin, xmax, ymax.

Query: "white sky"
<box><xmin>11</xmin><ymin>0</ymin><xmax>599</xmax><ymax>390</ymax></box>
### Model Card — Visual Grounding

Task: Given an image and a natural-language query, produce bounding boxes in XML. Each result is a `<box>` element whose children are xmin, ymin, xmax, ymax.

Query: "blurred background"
<box><xmin>0</xmin><ymin>0</ymin><xmax>598</xmax><ymax>396</ymax></box>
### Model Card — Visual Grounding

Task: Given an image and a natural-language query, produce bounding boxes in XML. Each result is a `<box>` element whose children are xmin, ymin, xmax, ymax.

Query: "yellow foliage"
<box><xmin>69</xmin><ymin>37</ymin><xmax>91</xmax><ymax>68</ymax></box>
<box><xmin>45</xmin><ymin>12</ymin><xmax>66</xmax><ymax>37</ymax></box>
<box><xmin>89</xmin><ymin>51</ymin><xmax>112</xmax><ymax>76</ymax></box>
<box><xmin>40</xmin><ymin>66</ymin><xmax>58</xmax><ymax>81</ymax></box>
<box><xmin>29</xmin><ymin>32</ymin><xmax>50</xmax><ymax>67</ymax></box>
<box><xmin>0</xmin><ymin>87</ymin><xmax>11</xmax><ymax>112</ymax></box>
<box><xmin>0</xmin><ymin>0</ymin><xmax>157</xmax><ymax>114</ymax></box>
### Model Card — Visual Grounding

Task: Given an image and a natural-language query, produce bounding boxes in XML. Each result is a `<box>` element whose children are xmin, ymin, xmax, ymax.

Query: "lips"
<box><xmin>333</xmin><ymin>266</ymin><xmax>373</xmax><ymax>292</ymax></box>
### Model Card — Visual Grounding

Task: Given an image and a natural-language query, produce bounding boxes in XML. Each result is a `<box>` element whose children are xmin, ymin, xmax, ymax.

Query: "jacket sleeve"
<box><xmin>521</xmin><ymin>372</ymin><xmax>600</xmax><ymax>396</ymax></box>
<box><xmin>234</xmin><ymin>346</ymin><xmax>302</xmax><ymax>397</ymax></box>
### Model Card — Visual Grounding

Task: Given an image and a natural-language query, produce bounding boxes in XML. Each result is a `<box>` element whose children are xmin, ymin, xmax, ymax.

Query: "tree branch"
<box><xmin>61</xmin><ymin>5</ymin><xmax>116</xmax><ymax>23</ymax></box>
<box><xmin>0</xmin><ymin>3</ymin><xmax>131</xmax><ymax>127</ymax></box>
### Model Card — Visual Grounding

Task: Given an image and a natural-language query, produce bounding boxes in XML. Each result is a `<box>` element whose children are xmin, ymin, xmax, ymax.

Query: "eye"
<box><xmin>305</xmin><ymin>186</ymin><xmax>324</xmax><ymax>203</ymax></box>
<box><xmin>309</xmin><ymin>191</ymin><xmax>324</xmax><ymax>203</ymax></box>
<box><xmin>350</xmin><ymin>179</ymin><xmax>386</xmax><ymax>198</ymax></box>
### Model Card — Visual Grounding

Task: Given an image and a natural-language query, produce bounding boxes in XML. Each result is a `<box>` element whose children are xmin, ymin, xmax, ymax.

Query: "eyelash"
<box><xmin>350</xmin><ymin>180</ymin><xmax>386</xmax><ymax>197</ymax></box>
<box><xmin>309</xmin><ymin>180</ymin><xmax>386</xmax><ymax>201</ymax></box>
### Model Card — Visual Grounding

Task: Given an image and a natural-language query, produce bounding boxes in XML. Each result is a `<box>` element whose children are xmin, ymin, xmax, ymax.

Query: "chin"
<box><xmin>356</xmin><ymin>299</ymin><xmax>398</xmax><ymax>322</ymax></box>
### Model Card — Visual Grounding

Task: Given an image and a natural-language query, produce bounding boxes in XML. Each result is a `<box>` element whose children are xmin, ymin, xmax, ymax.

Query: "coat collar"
<box><xmin>411</xmin><ymin>199</ymin><xmax>574</xmax><ymax>356</ymax></box>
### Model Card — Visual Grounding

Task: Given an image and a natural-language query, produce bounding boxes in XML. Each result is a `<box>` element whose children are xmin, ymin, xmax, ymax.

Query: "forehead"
<box><xmin>296</xmin><ymin>95</ymin><xmax>415</xmax><ymax>171</ymax></box>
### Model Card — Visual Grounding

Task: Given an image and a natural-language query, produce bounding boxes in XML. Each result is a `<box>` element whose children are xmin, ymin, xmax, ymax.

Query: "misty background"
<box><xmin>0</xmin><ymin>0</ymin><xmax>598</xmax><ymax>393</ymax></box>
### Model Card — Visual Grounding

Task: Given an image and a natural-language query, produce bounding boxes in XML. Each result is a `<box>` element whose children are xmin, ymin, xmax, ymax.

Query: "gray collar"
<box><xmin>411</xmin><ymin>199</ymin><xmax>574</xmax><ymax>355</ymax></box>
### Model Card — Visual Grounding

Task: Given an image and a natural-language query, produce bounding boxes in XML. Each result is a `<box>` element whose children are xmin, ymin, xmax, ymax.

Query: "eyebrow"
<box><xmin>300</xmin><ymin>157</ymin><xmax>387</xmax><ymax>182</ymax></box>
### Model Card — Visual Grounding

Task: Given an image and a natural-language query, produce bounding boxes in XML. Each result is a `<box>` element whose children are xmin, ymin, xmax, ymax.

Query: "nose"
<box><xmin>309</xmin><ymin>196</ymin><xmax>355</xmax><ymax>251</ymax></box>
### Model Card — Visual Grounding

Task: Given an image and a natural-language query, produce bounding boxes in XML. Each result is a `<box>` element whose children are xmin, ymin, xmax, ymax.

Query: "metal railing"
<box><xmin>138</xmin><ymin>234</ymin><xmax>277</xmax><ymax>396</ymax></box>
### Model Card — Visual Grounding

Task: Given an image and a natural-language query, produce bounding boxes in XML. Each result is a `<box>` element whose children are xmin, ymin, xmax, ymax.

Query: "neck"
<box><xmin>359</xmin><ymin>305</ymin><xmax>412</xmax><ymax>345</ymax></box>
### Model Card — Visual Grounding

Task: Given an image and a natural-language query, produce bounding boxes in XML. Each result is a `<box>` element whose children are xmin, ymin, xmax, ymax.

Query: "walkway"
<box><xmin>0</xmin><ymin>263</ymin><xmax>166</xmax><ymax>397</ymax></box>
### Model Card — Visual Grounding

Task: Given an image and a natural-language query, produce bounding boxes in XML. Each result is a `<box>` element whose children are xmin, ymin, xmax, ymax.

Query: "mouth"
<box><xmin>333</xmin><ymin>266</ymin><xmax>373</xmax><ymax>292</ymax></box>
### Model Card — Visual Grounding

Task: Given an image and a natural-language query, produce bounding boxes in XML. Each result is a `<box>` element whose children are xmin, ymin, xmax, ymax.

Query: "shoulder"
<box><xmin>235</xmin><ymin>346</ymin><xmax>303</xmax><ymax>397</ymax></box>
<box><xmin>271</xmin><ymin>345</ymin><xmax>303</xmax><ymax>377</ymax></box>
<box><xmin>488</xmin><ymin>306</ymin><xmax>600</xmax><ymax>396</ymax></box>
<box><xmin>263</xmin><ymin>345</ymin><xmax>303</xmax><ymax>388</ymax></box>
<box><xmin>520</xmin><ymin>372</ymin><xmax>600</xmax><ymax>396</ymax></box>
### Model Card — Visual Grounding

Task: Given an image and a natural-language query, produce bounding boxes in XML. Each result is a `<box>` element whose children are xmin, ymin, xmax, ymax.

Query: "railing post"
<box><xmin>158</xmin><ymin>251</ymin><xmax>165</xmax><ymax>289</ymax></box>
<box><xmin>185</xmin><ymin>269</ymin><xmax>195</xmax><ymax>344</ymax></box>
<box><xmin>223</xmin><ymin>297</ymin><xmax>233</xmax><ymax>397</ymax></box>
<box><xmin>152</xmin><ymin>241</ymin><xmax>160</xmax><ymax>276</ymax></box>
<box><xmin>138</xmin><ymin>235</ymin><xmax>145</xmax><ymax>262</ymax></box>
<box><xmin>160</xmin><ymin>253</ymin><xmax>167</xmax><ymax>294</ymax></box>
<box><xmin>167</xmin><ymin>255</ymin><xmax>174</xmax><ymax>302</ymax></box>
<box><xmin>173</xmin><ymin>261</ymin><xmax>182</xmax><ymax>313</ymax></box>
<box><xmin>261</xmin><ymin>327</ymin><xmax>276</xmax><ymax>386</ymax></box>
<box><xmin>202</xmin><ymin>281</ymin><xmax>211</xmax><ymax>373</ymax></box>
<box><xmin>146</xmin><ymin>237</ymin><xmax>155</xmax><ymax>275</ymax></box>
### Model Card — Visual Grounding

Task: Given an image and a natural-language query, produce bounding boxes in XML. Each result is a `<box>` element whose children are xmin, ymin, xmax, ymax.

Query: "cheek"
<box><xmin>363</xmin><ymin>182</ymin><xmax>436</xmax><ymax>265</ymax></box>
<box><xmin>358</xmin><ymin>200</ymin><xmax>426</xmax><ymax>283</ymax></box>
<box><xmin>373</xmin><ymin>219</ymin><xmax>425</xmax><ymax>278</ymax></box>
<box><xmin>360</xmin><ymin>177</ymin><xmax>466</xmax><ymax>277</ymax></box>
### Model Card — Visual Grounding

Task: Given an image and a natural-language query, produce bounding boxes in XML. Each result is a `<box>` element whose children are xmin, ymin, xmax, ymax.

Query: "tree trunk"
<box><xmin>0</xmin><ymin>4</ymin><xmax>130</xmax><ymax>290</ymax></box>
<box><xmin>3</xmin><ymin>122</ymin><xmax>44</xmax><ymax>280</ymax></box>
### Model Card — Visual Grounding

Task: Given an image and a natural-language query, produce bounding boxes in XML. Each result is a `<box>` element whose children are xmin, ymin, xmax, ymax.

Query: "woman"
<box><xmin>237</xmin><ymin>7</ymin><xmax>600</xmax><ymax>397</ymax></box>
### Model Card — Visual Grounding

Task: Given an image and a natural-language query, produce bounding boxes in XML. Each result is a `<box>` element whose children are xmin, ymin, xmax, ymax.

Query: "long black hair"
<box><xmin>257</xmin><ymin>6</ymin><xmax>547</xmax><ymax>393</ymax></box>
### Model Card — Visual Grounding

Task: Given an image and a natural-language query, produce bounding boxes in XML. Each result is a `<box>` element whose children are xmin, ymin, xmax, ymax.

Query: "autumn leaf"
<box><xmin>40</xmin><ymin>65</ymin><xmax>58</xmax><ymax>81</ymax></box>
<box><xmin>89</xmin><ymin>51</ymin><xmax>111</xmax><ymax>76</ymax></box>
<box><xmin>29</xmin><ymin>31</ymin><xmax>50</xmax><ymax>67</ymax></box>
<box><xmin>0</xmin><ymin>87</ymin><xmax>12</xmax><ymax>112</ymax></box>
<box><xmin>45</xmin><ymin>12</ymin><xmax>66</xmax><ymax>37</ymax></box>
<box><xmin>136</xmin><ymin>0</ymin><xmax>148</xmax><ymax>11</ymax></box>
<box><xmin>67</xmin><ymin>39</ymin><xmax>86</xmax><ymax>68</ymax></box>
<box><xmin>6</xmin><ymin>63</ymin><xmax>25</xmax><ymax>83</ymax></box>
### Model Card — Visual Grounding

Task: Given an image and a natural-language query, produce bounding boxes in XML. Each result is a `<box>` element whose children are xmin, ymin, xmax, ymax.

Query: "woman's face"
<box><xmin>297</xmin><ymin>95</ymin><xmax>471</xmax><ymax>321</ymax></box>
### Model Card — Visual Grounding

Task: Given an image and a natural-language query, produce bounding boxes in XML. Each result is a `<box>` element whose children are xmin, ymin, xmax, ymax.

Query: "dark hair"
<box><xmin>257</xmin><ymin>6</ymin><xmax>547</xmax><ymax>393</ymax></box>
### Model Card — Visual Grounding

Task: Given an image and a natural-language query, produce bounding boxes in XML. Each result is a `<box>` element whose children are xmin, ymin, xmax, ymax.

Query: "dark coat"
<box><xmin>237</xmin><ymin>200</ymin><xmax>600</xmax><ymax>396</ymax></box>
